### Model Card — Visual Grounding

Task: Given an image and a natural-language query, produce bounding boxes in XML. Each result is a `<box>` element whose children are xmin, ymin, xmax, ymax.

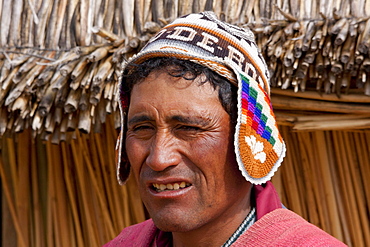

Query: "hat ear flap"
<box><xmin>234</xmin><ymin>73</ymin><xmax>286</xmax><ymax>185</ymax></box>
<box><xmin>116</xmin><ymin>131</ymin><xmax>131</xmax><ymax>185</ymax></box>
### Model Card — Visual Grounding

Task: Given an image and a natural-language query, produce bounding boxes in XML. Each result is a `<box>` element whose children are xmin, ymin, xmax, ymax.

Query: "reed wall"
<box><xmin>1</xmin><ymin>117</ymin><xmax>369</xmax><ymax>246</ymax></box>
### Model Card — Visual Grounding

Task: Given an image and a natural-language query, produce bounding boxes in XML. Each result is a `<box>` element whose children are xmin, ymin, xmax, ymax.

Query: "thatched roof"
<box><xmin>1</xmin><ymin>0</ymin><xmax>370</xmax><ymax>140</ymax></box>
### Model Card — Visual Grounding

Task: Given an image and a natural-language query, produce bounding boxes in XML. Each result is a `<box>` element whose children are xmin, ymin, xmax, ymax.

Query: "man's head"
<box><xmin>124</xmin><ymin>63</ymin><xmax>252</xmax><ymax>234</ymax></box>
<box><xmin>117</xmin><ymin>12</ymin><xmax>286</xmax><ymax>186</ymax></box>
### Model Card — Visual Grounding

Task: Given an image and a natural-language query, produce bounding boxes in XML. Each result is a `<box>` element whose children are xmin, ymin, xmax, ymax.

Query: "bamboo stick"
<box><xmin>335</xmin><ymin>132</ymin><xmax>361</xmax><ymax>246</ymax></box>
<box><xmin>60</xmin><ymin>59</ymin><xmax>79</xmax><ymax>77</ymax></box>
<box><xmin>120</xmin><ymin>180</ymin><xmax>132</xmax><ymax>227</ymax></box>
<box><xmin>104</xmin><ymin>115</ymin><xmax>128</xmax><ymax>231</ymax></box>
<box><xmin>286</xmin><ymin>135</ymin><xmax>309</xmax><ymax>202</ymax></box>
<box><xmin>16</xmin><ymin>129</ymin><xmax>31</xmax><ymax>247</ymax></box>
<box><xmin>296</xmin><ymin>132</ymin><xmax>319</xmax><ymax>224</ymax></box>
<box><xmin>45</xmin><ymin>141</ymin><xmax>55</xmax><ymax>247</ymax></box>
<box><xmin>8</xmin><ymin>0</ymin><xmax>22</xmax><ymax>47</ymax></box>
<box><xmin>272</xmin><ymin>95</ymin><xmax>370</xmax><ymax>114</ymax></box>
<box><xmin>60</xmin><ymin>142</ymin><xmax>85</xmax><ymax>247</ymax></box>
<box><xmin>341</xmin><ymin>36</ymin><xmax>355</xmax><ymax>64</ymax></box>
<box><xmin>358</xmin><ymin>18</ymin><xmax>370</xmax><ymax>54</ymax></box>
<box><xmin>4</xmin><ymin>138</ymin><xmax>18</xmax><ymax>206</ymax></box>
<box><xmin>355</xmin><ymin>132</ymin><xmax>370</xmax><ymax>209</ymax></box>
<box><xmin>0</xmin><ymin>0</ymin><xmax>12</xmax><ymax>46</ymax></box>
<box><xmin>0</xmin><ymin>67</ymin><xmax>20</xmax><ymax>104</ymax></box>
<box><xmin>274</xmin><ymin>4</ymin><xmax>298</xmax><ymax>21</ymax></box>
<box><xmin>0</xmin><ymin>108</ymin><xmax>8</xmax><ymax>137</ymax></box>
<box><xmin>302</xmin><ymin>21</ymin><xmax>316</xmax><ymax>52</ymax></box>
<box><xmin>36</xmin><ymin>66</ymin><xmax>55</xmax><ymax>86</ymax></box>
<box><xmin>311</xmin><ymin>132</ymin><xmax>332</xmax><ymax>232</ymax></box>
<box><xmin>4</xmin><ymin>75</ymin><xmax>28</xmax><ymax>107</ymax></box>
<box><xmin>92</xmin><ymin>56</ymin><xmax>113</xmax><ymax>93</ymax></box>
<box><xmin>353</xmin><ymin>132</ymin><xmax>370</xmax><ymax>246</ymax></box>
<box><xmin>302</xmin><ymin>132</ymin><xmax>325</xmax><ymax>230</ymax></box>
<box><xmin>0</xmin><ymin>157</ymin><xmax>27</xmax><ymax>247</ymax></box>
<box><xmin>332</xmin><ymin>131</ymin><xmax>356</xmax><ymax>246</ymax></box>
<box><xmin>335</xmin><ymin>19</ymin><xmax>349</xmax><ymax>45</ymax></box>
<box><xmin>55</xmin><ymin>81</ymin><xmax>70</xmax><ymax>107</ymax></box>
<box><xmin>78</xmin><ymin>107</ymin><xmax>92</xmax><ymax>133</ymax></box>
<box><xmin>37</xmin><ymin>83</ymin><xmax>57</xmax><ymax>117</ymax></box>
<box><xmin>92</xmin><ymin>132</ymin><xmax>119</xmax><ymax>229</ymax></box>
<box><xmin>324</xmin><ymin>131</ymin><xmax>351</xmax><ymax>244</ymax></box>
<box><xmin>34</xmin><ymin>0</ymin><xmax>53</xmax><ymax>47</ymax></box>
<box><xmin>53</xmin><ymin>0</ymin><xmax>68</xmax><ymax>48</ymax></box>
<box><xmin>315</xmin><ymin>131</ymin><xmax>343</xmax><ymax>241</ymax></box>
<box><xmin>272</xmin><ymin>88</ymin><xmax>370</xmax><ymax>103</ymax></box>
<box><xmin>70</xmin><ymin>137</ymin><xmax>98</xmax><ymax>246</ymax></box>
<box><xmin>64</xmin><ymin>88</ymin><xmax>82</xmax><ymax>113</ymax></box>
<box><xmin>91</xmin><ymin>26</ymin><xmax>121</xmax><ymax>42</ymax></box>
<box><xmin>345</xmin><ymin>133</ymin><xmax>370</xmax><ymax>246</ymax></box>
<box><xmin>51</xmin><ymin>142</ymin><xmax>71</xmax><ymax>246</ymax></box>
<box><xmin>66</xmin><ymin>112</ymin><xmax>77</xmax><ymax>131</ymax></box>
<box><xmin>30</xmin><ymin>134</ymin><xmax>45</xmax><ymax>247</ymax></box>
<box><xmin>13</xmin><ymin>55</ymin><xmax>37</xmax><ymax>83</ymax></box>
<box><xmin>77</xmin><ymin>133</ymin><xmax>116</xmax><ymax>240</ymax></box>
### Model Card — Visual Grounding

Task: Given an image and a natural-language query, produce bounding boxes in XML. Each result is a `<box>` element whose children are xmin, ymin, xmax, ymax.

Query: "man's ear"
<box><xmin>116</xmin><ymin>130</ymin><xmax>131</xmax><ymax>185</ymax></box>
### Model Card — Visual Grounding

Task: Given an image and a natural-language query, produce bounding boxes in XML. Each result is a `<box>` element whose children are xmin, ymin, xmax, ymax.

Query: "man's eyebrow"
<box><xmin>169</xmin><ymin>115</ymin><xmax>211</xmax><ymax>125</ymax></box>
<box><xmin>127</xmin><ymin>115</ymin><xmax>152</xmax><ymax>126</ymax></box>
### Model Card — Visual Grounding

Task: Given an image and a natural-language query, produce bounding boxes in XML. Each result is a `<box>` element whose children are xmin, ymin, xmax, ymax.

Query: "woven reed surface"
<box><xmin>1</xmin><ymin>120</ymin><xmax>369</xmax><ymax>246</ymax></box>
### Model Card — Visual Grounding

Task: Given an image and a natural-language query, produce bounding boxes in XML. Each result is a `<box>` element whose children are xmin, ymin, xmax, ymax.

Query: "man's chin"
<box><xmin>152</xmin><ymin>216</ymin><xmax>203</xmax><ymax>233</ymax></box>
<box><xmin>153</xmin><ymin>219</ymin><xmax>188</xmax><ymax>232</ymax></box>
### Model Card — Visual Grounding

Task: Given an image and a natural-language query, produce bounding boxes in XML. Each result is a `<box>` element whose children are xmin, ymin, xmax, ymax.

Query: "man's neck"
<box><xmin>171</xmin><ymin>191</ymin><xmax>252</xmax><ymax>247</ymax></box>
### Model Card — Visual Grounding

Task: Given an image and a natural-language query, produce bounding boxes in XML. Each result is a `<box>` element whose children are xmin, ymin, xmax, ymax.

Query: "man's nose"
<box><xmin>145</xmin><ymin>132</ymin><xmax>181</xmax><ymax>171</ymax></box>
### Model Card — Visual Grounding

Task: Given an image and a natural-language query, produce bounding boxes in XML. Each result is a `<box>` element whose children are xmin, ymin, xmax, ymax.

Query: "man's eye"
<box><xmin>178</xmin><ymin>125</ymin><xmax>201</xmax><ymax>131</ymax></box>
<box><xmin>133</xmin><ymin>125</ymin><xmax>153</xmax><ymax>131</ymax></box>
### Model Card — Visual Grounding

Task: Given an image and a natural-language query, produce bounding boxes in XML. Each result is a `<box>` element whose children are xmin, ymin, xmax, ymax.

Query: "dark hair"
<box><xmin>122</xmin><ymin>57</ymin><xmax>238</xmax><ymax>123</ymax></box>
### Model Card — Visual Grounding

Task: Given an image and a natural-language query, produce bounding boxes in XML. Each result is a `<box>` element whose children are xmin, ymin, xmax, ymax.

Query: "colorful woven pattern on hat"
<box><xmin>236</xmin><ymin>73</ymin><xmax>285</xmax><ymax>184</ymax></box>
<box><xmin>123</xmin><ymin>12</ymin><xmax>270</xmax><ymax>94</ymax></box>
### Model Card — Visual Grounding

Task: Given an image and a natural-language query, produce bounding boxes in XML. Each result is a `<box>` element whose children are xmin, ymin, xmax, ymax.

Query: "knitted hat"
<box><xmin>116</xmin><ymin>12</ymin><xmax>286</xmax><ymax>185</ymax></box>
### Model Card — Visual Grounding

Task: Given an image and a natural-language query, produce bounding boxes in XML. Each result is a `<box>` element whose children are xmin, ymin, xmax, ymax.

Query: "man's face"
<box><xmin>126</xmin><ymin>70</ymin><xmax>251</xmax><ymax>233</ymax></box>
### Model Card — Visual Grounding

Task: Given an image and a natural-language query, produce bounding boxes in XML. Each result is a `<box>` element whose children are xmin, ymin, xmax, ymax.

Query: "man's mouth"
<box><xmin>152</xmin><ymin>182</ymin><xmax>191</xmax><ymax>192</ymax></box>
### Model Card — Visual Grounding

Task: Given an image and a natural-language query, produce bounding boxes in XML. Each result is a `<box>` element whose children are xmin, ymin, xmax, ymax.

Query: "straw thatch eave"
<box><xmin>1</xmin><ymin>0</ymin><xmax>370</xmax><ymax>140</ymax></box>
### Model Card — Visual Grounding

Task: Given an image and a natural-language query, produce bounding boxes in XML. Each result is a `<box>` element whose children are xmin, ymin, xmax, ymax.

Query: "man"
<box><xmin>105</xmin><ymin>12</ymin><xmax>346</xmax><ymax>246</ymax></box>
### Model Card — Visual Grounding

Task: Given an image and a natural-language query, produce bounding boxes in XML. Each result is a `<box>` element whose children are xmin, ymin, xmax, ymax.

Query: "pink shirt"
<box><xmin>103</xmin><ymin>182</ymin><xmax>347</xmax><ymax>246</ymax></box>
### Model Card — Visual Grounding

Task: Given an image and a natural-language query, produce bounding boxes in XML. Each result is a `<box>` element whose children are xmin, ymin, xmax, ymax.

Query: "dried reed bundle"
<box><xmin>1</xmin><ymin>0</ymin><xmax>370</xmax><ymax>139</ymax></box>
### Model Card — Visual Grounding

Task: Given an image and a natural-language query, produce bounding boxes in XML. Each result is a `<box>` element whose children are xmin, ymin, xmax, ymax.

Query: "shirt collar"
<box><xmin>221</xmin><ymin>207</ymin><xmax>256</xmax><ymax>247</ymax></box>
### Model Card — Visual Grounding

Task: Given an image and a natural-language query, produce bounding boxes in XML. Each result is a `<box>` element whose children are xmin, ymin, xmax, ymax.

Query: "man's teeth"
<box><xmin>153</xmin><ymin>182</ymin><xmax>191</xmax><ymax>192</ymax></box>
